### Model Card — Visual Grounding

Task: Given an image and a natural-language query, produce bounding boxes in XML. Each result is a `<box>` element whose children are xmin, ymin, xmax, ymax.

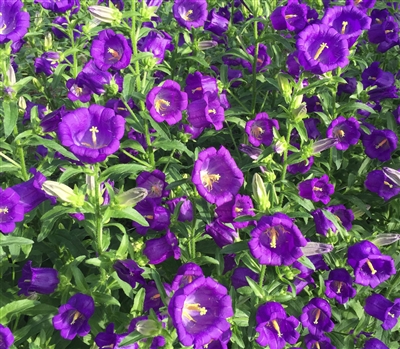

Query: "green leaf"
<box><xmin>25</xmin><ymin>135</ymin><xmax>79</xmax><ymax>161</ymax></box>
<box><xmin>99</xmin><ymin>164</ymin><xmax>149</xmax><ymax>182</ymax></box>
<box><xmin>153</xmin><ymin>139</ymin><xmax>193</xmax><ymax>157</ymax></box>
<box><xmin>119</xmin><ymin>331</ymin><xmax>144</xmax><ymax>347</ymax></box>
<box><xmin>122</xmin><ymin>74</ymin><xmax>135</xmax><ymax>101</ymax></box>
<box><xmin>221</xmin><ymin>241</ymin><xmax>249</xmax><ymax>254</ymax></box>
<box><xmin>337</xmin><ymin>102</ymin><xmax>376</xmax><ymax>115</ymax></box>
<box><xmin>151</xmin><ymin>269</ymin><xmax>168</xmax><ymax>307</ymax></box>
<box><xmin>3</xmin><ymin>100</ymin><xmax>19</xmax><ymax>139</ymax></box>
<box><xmin>0</xmin><ymin>300</ymin><xmax>39</xmax><ymax>324</ymax></box>
<box><xmin>298</xmin><ymin>256</ymin><xmax>316</xmax><ymax>271</ymax></box>
<box><xmin>245</xmin><ymin>277</ymin><xmax>265</xmax><ymax>299</ymax></box>
<box><xmin>109</xmin><ymin>207</ymin><xmax>149</xmax><ymax>226</ymax></box>
<box><xmin>297</xmin><ymin>76</ymin><xmax>346</xmax><ymax>96</ymax></box>
<box><xmin>0</xmin><ymin>235</ymin><xmax>34</xmax><ymax>246</ymax></box>
<box><xmin>38</xmin><ymin>206</ymin><xmax>77</xmax><ymax>242</ymax></box>
<box><xmin>92</xmin><ymin>292</ymin><xmax>120</xmax><ymax>306</ymax></box>
<box><xmin>132</xmin><ymin>287</ymin><xmax>145</xmax><ymax>314</ymax></box>
<box><xmin>193</xmin><ymin>255</ymin><xmax>220</xmax><ymax>266</ymax></box>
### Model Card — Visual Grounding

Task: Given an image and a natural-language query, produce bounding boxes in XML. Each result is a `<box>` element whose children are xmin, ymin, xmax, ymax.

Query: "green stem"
<box><xmin>251</xmin><ymin>21</ymin><xmax>259</xmax><ymax>115</ymax></box>
<box><xmin>163</xmin><ymin>149</ymin><xmax>176</xmax><ymax>172</ymax></box>
<box><xmin>16</xmin><ymin>142</ymin><xmax>28</xmax><ymax>181</ymax></box>
<box><xmin>0</xmin><ymin>151</ymin><xmax>21</xmax><ymax>168</ymax></box>
<box><xmin>279</xmin><ymin>124</ymin><xmax>294</xmax><ymax>206</ymax></box>
<box><xmin>226</xmin><ymin>88</ymin><xmax>251</xmax><ymax>114</ymax></box>
<box><xmin>259</xmin><ymin>265</ymin><xmax>266</xmax><ymax>287</ymax></box>
<box><xmin>385</xmin><ymin>270</ymin><xmax>400</xmax><ymax>298</ymax></box>
<box><xmin>120</xmin><ymin>149</ymin><xmax>151</xmax><ymax>167</ymax></box>
<box><xmin>130</xmin><ymin>0</ymin><xmax>141</xmax><ymax>91</ymax></box>
<box><xmin>144</xmin><ymin>120</ymin><xmax>155</xmax><ymax>168</ymax></box>
<box><xmin>189</xmin><ymin>198</ymin><xmax>197</xmax><ymax>260</ymax></box>
<box><xmin>93</xmin><ymin>164</ymin><xmax>103</xmax><ymax>255</ymax></box>
<box><xmin>225</xmin><ymin>121</ymin><xmax>241</xmax><ymax>158</ymax></box>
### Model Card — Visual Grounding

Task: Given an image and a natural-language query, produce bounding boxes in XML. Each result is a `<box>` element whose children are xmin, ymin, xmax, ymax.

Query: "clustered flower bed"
<box><xmin>0</xmin><ymin>0</ymin><xmax>399</xmax><ymax>348</ymax></box>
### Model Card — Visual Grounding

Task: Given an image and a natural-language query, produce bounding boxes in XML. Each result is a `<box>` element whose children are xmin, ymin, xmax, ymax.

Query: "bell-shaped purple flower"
<box><xmin>0</xmin><ymin>0</ymin><xmax>30</xmax><ymax>44</ymax></box>
<box><xmin>95</xmin><ymin>323</ymin><xmax>136</xmax><ymax>349</ymax></box>
<box><xmin>326</xmin><ymin>116</ymin><xmax>360</xmax><ymax>151</ymax></box>
<box><xmin>35</xmin><ymin>0</ymin><xmax>75</xmax><ymax>12</ymax></box>
<box><xmin>18</xmin><ymin>260</ymin><xmax>59</xmax><ymax>296</ymax></box>
<box><xmin>363</xmin><ymin>338</ymin><xmax>389</xmax><ymax>349</ymax></box>
<box><xmin>347</xmin><ymin>240</ymin><xmax>396</xmax><ymax>288</ymax></box>
<box><xmin>187</xmin><ymin>92</ymin><xmax>225</xmax><ymax>130</ymax></box>
<box><xmin>289</xmin><ymin>261</ymin><xmax>315</xmax><ymax>294</ymax></box>
<box><xmin>52</xmin><ymin>293</ymin><xmax>95</xmax><ymax>340</ymax></box>
<box><xmin>143</xmin><ymin>230</ymin><xmax>180</xmax><ymax>264</ymax></box>
<box><xmin>184</xmin><ymin>72</ymin><xmax>218</xmax><ymax>101</ymax></box>
<box><xmin>215</xmin><ymin>194</ymin><xmax>255</xmax><ymax>229</ymax></box>
<box><xmin>143</xmin><ymin>281</ymin><xmax>172</xmax><ymax>312</ymax></box>
<box><xmin>368</xmin><ymin>17</ymin><xmax>399</xmax><ymax>44</ymax></box>
<box><xmin>298</xmin><ymin>175</ymin><xmax>334</xmax><ymax>205</ymax></box>
<box><xmin>231</xmin><ymin>267</ymin><xmax>259</xmax><ymax>289</ymax></box>
<box><xmin>205</xmin><ymin>219</ymin><xmax>238</xmax><ymax>248</ymax></box>
<box><xmin>66</xmin><ymin>77</ymin><xmax>92</xmax><ymax>103</ymax></box>
<box><xmin>245</xmin><ymin>112</ymin><xmax>279</xmax><ymax>147</ymax></box>
<box><xmin>345</xmin><ymin>0</ymin><xmax>376</xmax><ymax>11</ymax></box>
<box><xmin>138</xmin><ymin>30</ymin><xmax>173</xmax><ymax>64</ymax></box>
<box><xmin>34</xmin><ymin>52</ymin><xmax>60</xmax><ymax>76</ymax></box>
<box><xmin>241</xmin><ymin>44</ymin><xmax>271</xmax><ymax>73</ymax></box>
<box><xmin>297</xmin><ymin>24</ymin><xmax>350</xmax><ymax>74</ymax></box>
<box><xmin>168</xmin><ymin>276</ymin><xmax>233</xmax><ymax>348</ymax></box>
<box><xmin>337</xmin><ymin>77</ymin><xmax>357</xmax><ymax>95</ymax></box>
<box><xmin>191</xmin><ymin>146</ymin><xmax>244</xmax><ymax>206</ymax></box>
<box><xmin>312</xmin><ymin>205</ymin><xmax>354</xmax><ymax>236</ymax></box>
<box><xmin>365</xmin><ymin>170</ymin><xmax>400</xmax><ymax>201</ymax></box>
<box><xmin>300</xmin><ymin>298</ymin><xmax>334</xmax><ymax>336</ymax></box>
<box><xmin>58</xmin><ymin>105</ymin><xmax>126</xmax><ymax>164</ymax></box>
<box><xmin>166</xmin><ymin>197</ymin><xmax>193</xmax><ymax>222</ymax></box>
<box><xmin>173</xmin><ymin>0</ymin><xmax>208</xmax><ymax>30</ymax></box>
<box><xmin>249</xmin><ymin>213</ymin><xmax>307</xmax><ymax>266</ymax></box>
<box><xmin>132</xmin><ymin>199</ymin><xmax>170</xmax><ymax>235</ymax></box>
<box><xmin>171</xmin><ymin>262</ymin><xmax>204</xmax><ymax>291</ymax></box>
<box><xmin>146</xmin><ymin>80</ymin><xmax>188</xmax><ymax>126</ymax></box>
<box><xmin>361</xmin><ymin>62</ymin><xmax>394</xmax><ymax>89</ymax></box>
<box><xmin>113</xmin><ymin>260</ymin><xmax>145</xmax><ymax>287</ymax></box>
<box><xmin>304</xmin><ymin>334</ymin><xmax>335</xmax><ymax>349</ymax></box>
<box><xmin>79</xmin><ymin>60</ymin><xmax>112</xmax><ymax>95</ymax></box>
<box><xmin>136</xmin><ymin>170</ymin><xmax>169</xmax><ymax>203</ymax></box>
<box><xmin>364</xmin><ymin>294</ymin><xmax>400</xmax><ymax>330</ymax></box>
<box><xmin>255</xmin><ymin>302</ymin><xmax>300</xmax><ymax>349</ymax></box>
<box><xmin>0</xmin><ymin>187</ymin><xmax>24</xmax><ymax>234</ymax></box>
<box><xmin>205</xmin><ymin>9</ymin><xmax>229</xmax><ymax>36</ymax></box>
<box><xmin>91</xmin><ymin>29</ymin><xmax>132</xmax><ymax>71</ymax></box>
<box><xmin>270</xmin><ymin>0</ymin><xmax>308</xmax><ymax>32</ymax></box>
<box><xmin>51</xmin><ymin>17</ymin><xmax>82</xmax><ymax>39</ymax></box>
<box><xmin>325</xmin><ymin>268</ymin><xmax>356</xmax><ymax>304</ymax></box>
<box><xmin>0</xmin><ymin>325</ymin><xmax>14</xmax><ymax>349</ymax></box>
<box><xmin>362</xmin><ymin>129</ymin><xmax>398</xmax><ymax>162</ymax></box>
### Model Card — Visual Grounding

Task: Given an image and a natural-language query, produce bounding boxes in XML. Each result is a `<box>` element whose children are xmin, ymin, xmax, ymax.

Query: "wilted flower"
<box><xmin>365</xmin><ymin>170</ymin><xmax>400</xmax><ymax>201</ymax></box>
<box><xmin>0</xmin><ymin>0</ymin><xmax>30</xmax><ymax>44</ymax></box>
<box><xmin>191</xmin><ymin>146</ymin><xmax>244</xmax><ymax>206</ymax></box>
<box><xmin>52</xmin><ymin>293</ymin><xmax>95</xmax><ymax>340</ymax></box>
<box><xmin>364</xmin><ymin>294</ymin><xmax>400</xmax><ymax>330</ymax></box>
<box><xmin>249</xmin><ymin>213</ymin><xmax>307</xmax><ymax>266</ymax></box>
<box><xmin>88</xmin><ymin>5</ymin><xmax>122</xmax><ymax>23</ymax></box>
<box><xmin>18</xmin><ymin>260</ymin><xmax>59</xmax><ymax>296</ymax></box>
<box><xmin>168</xmin><ymin>276</ymin><xmax>233</xmax><ymax>347</ymax></box>
<box><xmin>298</xmin><ymin>175</ymin><xmax>334</xmax><ymax>205</ymax></box>
<box><xmin>255</xmin><ymin>302</ymin><xmax>300</xmax><ymax>349</ymax></box>
<box><xmin>326</xmin><ymin>116</ymin><xmax>360</xmax><ymax>151</ymax></box>
<box><xmin>0</xmin><ymin>187</ymin><xmax>24</xmax><ymax>234</ymax></box>
<box><xmin>311</xmin><ymin>138</ymin><xmax>338</xmax><ymax>154</ymax></box>
<box><xmin>173</xmin><ymin>0</ymin><xmax>208</xmax><ymax>30</ymax></box>
<box><xmin>143</xmin><ymin>230</ymin><xmax>180</xmax><ymax>264</ymax></box>
<box><xmin>245</xmin><ymin>112</ymin><xmax>279</xmax><ymax>147</ymax></box>
<box><xmin>0</xmin><ymin>325</ymin><xmax>14</xmax><ymax>349</ymax></box>
<box><xmin>113</xmin><ymin>260</ymin><xmax>145</xmax><ymax>287</ymax></box>
<box><xmin>325</xmin><ymin>268</ymin><xmax>356</xmax><ymax>304</ymax></box>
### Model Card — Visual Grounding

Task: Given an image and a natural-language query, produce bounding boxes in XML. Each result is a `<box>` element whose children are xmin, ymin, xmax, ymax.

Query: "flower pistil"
<box><xmin>314</xmin><ymin>43</ymin><xmax>329</xmax><ymax>60</ymax></box>
<box><xmin>70</xmin><ymin>310</ymin><xmax>83</xmax><ymax>325</ymax></box>
<box><xmin>155</xmin><ymin>98</ymin><xmax>170</xmax><ymax>115</ymax></box>
<box><xmin>271</xmin><ymin>320</ymin><xmax>282</xmax><ymax>337</ymax></box>
<box><xmin>201</xmin><ymin>171</ymin><xmax>221</xmax><ymax>191</ymax></box>
<box><xmin>182</xmin><ymin>302</ymin><xmax>207</xmax><ymax>322</ymax></box>
<box><xmin>375</xmin><ymin>138</ymin><xmax>388</xmax><ymax>149</ymax></box>
<box><xmin>366</xmin><ymin>259</ymin><xmax>377</xmax><ymax>274</ymax></box>
<box><xmin>182</xmin><ymin>10</ymin><xmax>193</xmax><ymax>21</ymax></box>
<box><xmin>341</xmin><ymin>21</ymin><xmax>348</xmax><ymax>34</ymax></box>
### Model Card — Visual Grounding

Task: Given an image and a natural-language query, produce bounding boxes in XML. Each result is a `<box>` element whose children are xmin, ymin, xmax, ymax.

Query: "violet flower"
<box><xmin>255</xmin><ymin>302</ymin><xmax>300</xmax><ymax>349</ymax></box>
<box><xmin>363</xmin><ymin>338</ymin><xmax>389</xmax><ymax>349</ymax></box>
<box><xmin>0</xmin><ymin>187</ymin><xmax>24</xmax><ymax>234</ymax></box>
<box><xmin>345</xmin><ymin>0</ymin><xmax>376</xmax><ymax>11</ymax></box>
<box><xmin>79</xmin><ymin>60</ymin><xmax>112</xmax><ymax>95</ymax></box>
<box><xmin>364</xmin><ymin>294</ymin><xmax>400</xmax><ymax>330</ymax></box>
<box><xmin>326</xmin><ymin>116</ymin><xmax>360</xmax><ymax>151</ymax></box>
<box><xmin>289</xmin><ymin>261</ymin><xmax>315</xmax><ymax>294</ymax></box>
<box><xmin>270</xmin><ymin>0</ymin><xmax>308</xmax><ymax>32</ymax></box>
<box><xmin>18</xmin><ymin>260</ymin><xmax>59</xmax><ymax>296</ymax></box>
<box><xmin>138</xmin><ymin>30</ymin><xmax>174</xmax><ymax>64</ymax></box>
<box><xmin>35</xmin><ymin>0</ymin><xmax>75</xmax><ymax>12</ymax></box>
<box><xmin>361</xmin><ymin>62</ymin><xmax>394</xmax><ymax>89</ymax></box>
<box><xmin>325</xmin><ymin>268</ymin><xmax>356</xmax><ymax>304</ymax></box>
<box><xmin>146</xmin><ymin>80</ymin><xmax>188</xmax><ymax>125</ymax></box>
<box><xmin>173</xmin><ymin>0</ymin><xmax>208</xmax><ymax>30</ymax></box>
<box><xmin>184</xmin><ymin>72</ymin><xmax>218</xmax><ymax>101</ymax></box>
<box><xmin>362</xmin><ymin>129</ymin><xmax>398</xmax><ymax>162</ymax></box>
<box><xmin>191</xmin><ymin>146</ymin><xmax>244</xmax><ymax>206</ymax></box>
<box><xmin>143</xmin><ymin>230</ymin><xmax>180</xmax><ymax>264</ymax></box>
<box><xmin>347</xmin><ymin>240</ymin><xmax>396</xmax><ymax>288</ymax></box>
<box><xmin>136</xmin><ymin>170</ymin><xmax>169</xmax><ymax>203</ymax></box>
<box><xmin>95</xmin><ymin>323</ymin><xmax>136</xmax><ymax>349</ymax></box>
<box><xmin>245</xmin><ymin>112</ymin><xmax>279</xmax><ymax>147</ymax></box>
<box><xmin>58</xmin><ymin>105</ymin><xmax>126</xmax><ymax>164</ymax></box>
<box><xmin>66</xmin><ymin>77</ymin><xmax>93</xmax><ymax>103</ymax></box>
<box><xmin>166</xmin><ymin>196</ymin><xmax>193</xmax><ymax>222</ymax></box>
<box><xmin>304</xmin><ymin>334</ymin><xmax>335</xmax><ymax>349</ymax></box>
<box><xmin>170</xmin><ymin>262</ymin><xmax>204</xmax><ymax>291</ymax></box>
<box><xmin>52</xmin><ymin>293</ymin><xmax>95</xmax><ymax>340</ymax></box>
<box><xmin>215</xmin><ymin>194</ymin><xmax>255</xmax><ymax>229</ymax></box>
<box><xmin>113</xmin><ymin>260</ymin><xmax>145</xmax><ymax>287</ymax></box>
<box><xmin>241</xmin><ymin>44</ymin><xmax>271</xmax><ymax>73</ymax></box>
<box><xmin>337</xmin><ymin>77</ymin><xmax>357</xmax><ymax>95</ymax></box>
<box><xmin>52</xmin><ymin>17</ymin><xmax>82</xmax><ymax>40</ymax></box>
<box><xmin>0</xmin><ymin>325</ymin><xmax>14</xmax><ymax>349</ymax></box>
<box><xmin>311</xmin><ymin>205</ymin><xmax>354</xmax><ymax>236</ymax></box>
<box><xmin>394</xmin><ymin>106</ymin><xmax>400</xmax><ymax>124</ymax></box>
<box><xmin>248</xmin><ymin>213</ymin><xmax>307</xmax><ymax>266</ymax></box>
<box><xmin>298</xmin><ymin>175</ymin><xmax>334</xmax><ymax>205</ymax></box>
<box><xmin>0</xmin><ymin>0</ymin><xmax>30</xmax><ymax>44</ymax></box>
<box><xmin>34</xmin><ymin>52</ymin><xmax>60</xmax><ymax>76</ymax></box>
<box><xmin>365</xmin><ymin>170</ymin><xmax>400</xmax><ymax>201</ymax></box>
<box><xmin>231</xmin><ymin>267</ymin><xmax>259</xmax><ymax>289</ymax></box>
<box><xmin>205</xmin><ymin>9</ymin><xmax>229</xmax><ymax>36</ymax></box>
<box><xmin>300</xmin><ymin>298</ymin><xmax>334</xmax><ymax>336</ymax></box>
<box><xmin>297</xmin><ymin>23</ymin><xmax>349</xmax><ymax>74</ymax></box>
<box><xmin>91</xmin><ymin>29</ymin><xmax>132</xmax><ymax>71</ymax></box>
<box><xmin>205</xmin><ymin>219</ymin><xmax>238</xmax><ymax>248</ymax></box>
<box><xmin>168</xmin><ymin>276</ymin><xmax>233</xmax><ymax>348</ymax></box>
<box><xmin>40</xmin><ymin>106</ymin><xmax>66</xmax><ymax>133</ymax></box>
<box><xmin>187</xmin><ymin>92</ymin><xmax>225</xmax><ymax>130</ymax></box>
<box><xmin>132</xmin><ymin>199</ymin><xmax>170</xmax><ymax>235</ymax></box>
<box><xmin>143</xmin><ymin>281</ymin><xmax>172</xmax><ymax>312</ymax></box>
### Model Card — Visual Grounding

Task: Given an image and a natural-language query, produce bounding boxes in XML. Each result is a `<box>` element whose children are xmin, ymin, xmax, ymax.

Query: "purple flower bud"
<box><xmin>143</xmin><ymin>230</ymin><xmax>180</xmax><ymax>264</ymax></box>
<box><xmin>363</xmin><ymin>338</ymin><xmax>389</xmax><ymax>349</ymax></box>
<box><xmin>364</xmin><ymin>294</ymin><xmax>400</xmax><ymax>330</ymax></box>
<box><xmin>301</xmin><ymin>242</ymin><xmax>334</xmax><ymax>256</ymax></box>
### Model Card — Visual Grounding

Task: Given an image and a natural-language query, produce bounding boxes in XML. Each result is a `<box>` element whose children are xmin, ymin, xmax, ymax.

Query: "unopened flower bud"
<box><xmin>135</xmin><ymin>319</ymin><xmax>161</xmax><ymax>336</ymax></box>
<box><xmin>6</xmin><ymin>64</ymin><xmax>16</xmax><ymax>86</ymax></box>
<box><xmin>88</xmin><ymin>5</ymin><xmax>122</xmax><ymax>24</ymax></box>
<box><xmin>198</xmin><ymin>40</ymin><xmax>218</xmax><ymax>50</ymax></box>
<box><xmin>301</xmin><ymin>242</ymin><xmax>333</xmax><ymax>256</ymax></box>
<box><xmin>372</xmin><ymin>234</ymin><xmax>400</xmax><ymax>246</ymax></box>
<box><xmin>383</xmin><ymin>167</ymin><xmax>400</xmax><ymax>187</ymax></box>
<box><xmin>252</xmin><ymin>173</ymin><xmax>270</xmax><ymax>211</ymax></box>
<box><xmin>292</xmin><ymin>103</ymin><xmax>307</xmax><ymax>122</ymax></box>
<box><xmin>116</xmin><ymin>187</ymin><xmax>148</xmax><ymax>208</ymax></box>
<box><xmin>42</xmin><ymin>181</ymin><xmax>84</xmax><ymax>206</ymax></box>
<box><xmin>312</xmin><ymin>138</ymin><xmax>337</xmax><ymax>154</ymax></box>
<box><xmin>277</xmin><ymin>73</ymin><xmax>292</xmax><ymax>103</ymax></box>
<box><xmin>273</xmin><ymin>138</ymin><xmax>286</xmax><ymax>155</ymax></box>
<box><xmin>44</xmin><ymin>32</ymin><xmax>53</xmax><ymax>51</ymax></box>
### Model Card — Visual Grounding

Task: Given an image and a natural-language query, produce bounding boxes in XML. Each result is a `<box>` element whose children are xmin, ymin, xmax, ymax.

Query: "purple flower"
<box><xmin>297</xmin><ymin>24</ymin><xmax>350</xmax><ymax>74</ymax></box>
<box><xmin>369</xmin><ymin>17</ymin><xmax>399</xmax><ymax>44</ymax></box>
<box><xmin>34</xmin><ymin>0</ymin><xmax>75</xmax><ymax>12</ymax></box>
<box><xmin>215</xmin><ymin>194</ymin><xmax>255</xmax><ymax>229</ymax></box>
<box><xmin>298</xmin><ymin>175</ymin><xmax>334</xmax><ymax>205</ymax></box>
<box><xmin>0</xmin><ymin>187</ymin><xmax>24</xmax><ymax>234</ymax></box>
<box><xmin>113</xmin><ymin>260</ymin><xmax>145</xmax><ymax>287</ymax></box>
<box><xmin>0</xmin><ymin>325</ymin><xmax>14</xmax><ymax>349</ymax></box>
<box><xmin>345</xmin><ymin>0</ymin><xmax>376</xmax><ymax>11</ymax></box>
<box><xmin>368</xmin><ymin>86</ymin><xmax>398</xmax><ymax>101</ymax></box>
<box><xmin>168</xmin><ymin>276</ymin><xmax>233</xmax><ymax>348</ymax></box>
<box><xmin>347</xmin><ymin>241</ymin><xmax>396</xmax><ymax>288</ymax></box>
<box><xmin>143</xmin><ymin>230</ymin><xmax>180</xmax><ymax>264</ymax></box>
<box><xmin>337</xmin><ymin>77</ymin><xmax>357</xmax><ymax>95</ymax></box>
<box><xmin>365</xmin><ymin>170</ymin><xmax>400</xmax><ymax>201</ymax></box>
<box><xmin>66</xmin><ymin>77</ymin><xmax>92</xmax><ymax>103</ymax></box>
<box><xmin>58</xmin><ymin>105</ymin><xmax>126</xmax><ymax>164</ymax></box>
<box><xmin>241</xmin><ymin>44</ymin><xmax>271</xmax><ymax>73</ymax></box>
<box><xmin>40</xmin><ymin>106</ymin><xmax>66</xmax><ymax>133</ymax></box>
<box><xmin>249</xmin><ymin>213</ymin><xmax>307</xmax><ymax>266</ymax></box>
<box><xmin>184</xmin><ymin>72</ymin><xmax>218</xmax><ymax>101</ymax></box>
<box><xmin>304</xmin><ymin>334</ymin><xmax>335</xmax><ymax>349</ymax></box>
<box><xmin>136</xmin><ymin>170</ymin><xmax>169</xmax><ymax>202</ymax></box>
<box><xmin>171</xmin><ymin>262</ymin><xmax>204</xmax><ymax>291</ymax></box>
<box><xmin>312</xmin><ymin>205</ymin><xmax>354</xmax><ymax>236</ymax></box>
<box><xmin>363</xmin><ymin>338</ymin><xmax>389</xmax><ymax>349</ymax></box>
<box><xmin>191</xmin><ymin>146</ymin><xmax>244</xmax><ymax>206</ymax></box>
<box><xmin>187</xmin><ymin>92</ymin><xmax>225</xmax><ymax>130</ymax></box>
<box><xmin>364</xmin><ymin>294</ymin><xmax>400</xmax><ymax>330</ymax></box>
<box><xmin>0</xmin><ymin>0</ymin><xmax>30</xmax><ymax>44</ymax></box>
<box><xmin>34</xmin><ymin>52</ymin><xmax>60</xmax><ymax>76</ymax></box>
<box><xmin>205</xmin><ymin>9</ymin><xmax>229</xmax><ymax>36</ymax></box>
<box><xmin>146</xmin><ymin>80</ymin><xmax>188</xmax><ymax>125</ymax></box>
<box><xmin>205</xmin><ymin>219</ymin><xmax>238</xmax><ymax>248</ymax></box>
<box><xmin>52</xmin><ymin>293</ymin><xmax>95</xmax><ymax>340</ymax></box>
<box><xmin>255</xmin><ymin>302</ymin><xmax>300</xmax><ymax>349</ymax></box>
<box><xmin>300</xmin><ymin>298</ymin><xmax>334</xmax><ymax>336</ymax></box>
<box><xmin>91</xmin><ymin>29</ymin><xmax>132</xmax><ymax>71</ymax></box>
<box><xmin>173</xmin><ymin>0</ymin><xmax>208</xmax><ymax>30</ymax></box>
<box><xmin>325</xmin><ymin>268</ymin><xmax>356</xmax><ymax>304</ymax></box>
<box><xmin>143</xmin><ymin>281</ymin><xmax>171</xmax><ymax>312</ymax></box>
<box><xmin>79</xmin><ymin>60</ymin><xmax>112</xmax><ymax>95</ymax></box>
<box><xmin>166</xmin><ymin>197</ymin><xmax>193</xmax><ymax>222</ymax></box>
<box><xmin>290</xmin><ymin>261</ymin><xmax>315</xmax><ymax>294</ymax></box>
<box><xmin>326</xmin><ymin>116</ymin><xmax>360</xmax><ymax>151</ymax></box>
<box><xmin>231</xmin><ymin>267</ymin><xmax>259</xmax><ymax>289</ymax></box>
<box><xmin>270</xmin><ymin>0</ymin><xmax>308</xmax><ymax>32</ymax></box>
<box><xmin>138</xmin><ymin>30</ymin><xmax>173</xmax><ymax>64</ymax></box>
<box><xmin>132</xmin><ymin>199</ymin><xmax>170</xmax><ymax>235</ymax></box>
<box><xmin>245</xmin><ymin>112</ymin><xmax>279</xmax><ymax>147</ymax></box>
<box><xmin>361</xmin><ymin>62</ymin><xmax>394</xmax><ymax>89</ymax></box>
<box><xmin>52</xmin><ymin>17</ymin><xmax>82</xmax><ymax>39</ymax></box>
<box><xmin>394</xmin><ymin>105</ymin><xmax>400</xmax><ymax>124</ymax></box>
<box><xmin>95</xmin><ymin>323</ymin><xmax>136</xmax><ymax>349</ymax></box>
<box><xmin>362</xmin><ymin>129</ymin><xmax>398</xmax><ymax>162</ymax></box>
<box><xmin>18</xmin><ymin>260</ymin><xmax>59</xmax><ymax>296</ymax></box>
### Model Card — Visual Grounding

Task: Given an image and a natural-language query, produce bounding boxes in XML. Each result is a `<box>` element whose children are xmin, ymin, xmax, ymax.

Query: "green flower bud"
<box><xmin>135</xmin><ymin>319</ymin><xmax>162</xmax><ymax>337</ymax></box>
<box><xmin>42</xmin><ymin>181</ymin><xmax>85</xmax><ymax>207</ymax></box>
<box><xmin>277</xmin><ymin>73</ymin><xmax>292</xmax><ymax>103</ymax></box>
<box><xmin>116</xmin><ymin>188</ymin><xmax>148</xmax><ymax>208</ymax></box>
<box><xmin>252</xmin><ymin>173</ymin><xmax>270</xmax><ymax>211</ymax></box>
<box><xmin>44</xmin><ymin>32</ymin><xmax>52</xmax><ymax>52</ymax></box>
<box><xmin>88</xmin><ymin>5</ymin><xmax>122</xmax><ymax>24</ymax></box>
<box><xmin>371</xmin><ymin>234</ymin><xmax>400</xmax><ymax>246</ymax></box>
<box><xmin>198</xmin><ymin>40</ymin><xmax>218</xmax><ymax>50</ymax></box>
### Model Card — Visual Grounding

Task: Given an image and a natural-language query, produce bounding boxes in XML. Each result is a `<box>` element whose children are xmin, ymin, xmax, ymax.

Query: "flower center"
<box><xmin>200</xmin><ymin>171</ymin><xmax>221</xmax><ymax>192</ymax></box>
<box><xmin>314</xmin><ymin>42</ymin><xmax>329</xmax><ymax>61</ymax></box>
<box><xmin>355</xmin><ymin>0</ymin><xmax>362</xmax><ymax>4</ymax></box>
<box><xmin>366</xmin><ymin>259</ymin><xmax>377</xmax><ymax>275</ymax></box>
<box><xmin>107</xmin><ymin>47</ymin><xmax>121</xmax><ymax>61</ymax></box>
<box><xmin>388</xmin><ymin>312</ymin><xmax>395</xmax><ymax>318</ymax></box>
<box><xmin>313</xmin><ymin>308</ymin><xmax>321</xmax><ymax>324</ymax></box>
<box><xmin>150</xmin><ymin>184</ymin><xmax>162</xmax><ymax>196</ymax></box>
<box><xmin>73</xmin><ymin>84</ymin><xmax>83</xmax><ymax>96</ymax></box>
<box><xmin>90</xmin><ymin>126</ymin><xmax>99</xmax><ymax>146</ymax></box>
<box><xmin>182</xmin><ymin>9</ymin><xmax>193</xmax><ymax>21</ymax></box>
<box><xmin>334</xmin><ymin>129</ymin><xmax>345</xmax><ymax>138</ymax></box>
<box><xmin>155</xmin><ymin>98</ymin><xmax>170</xmax><ymax>115</ymax></box>
<box><xmin>0</xmin><ymin>207</ymin><xmax>9</xmax><ymax>214</ymax></box>
<box><xmin>182</xmin><ymin>303</ymin><xmax>207</xmax><ymax>322</ymax></box>
<box><xmin>335</xmin><ymin>281</ymin><xmax>343</xmax><ymax>294</ymax></box>
<box><xmin>341</xmin><ymin>21</ymin><xmax>348</xmax><ymax>34</ymax></box>
<box><xmin>251</xmin><ymin>125</ymin><xmax>264</xmax><ymax>139</ymax></box>
<box><xmin>265</xmin><ymin>225</ymin><xmax>287</xmax><ymax>248</ymax></box>
<box><xmin>376</xmin><ymin>19</ymin><xmax>382</xmax><ymax>24</ymax></box>
<box><xmin>315</xmin><ymin>342</ymin><xmax>321</xmax><ymax>349</ymax></box>
<box><xmin>313</xmin><ymin>186</ymin><xmax>323</xmax><ymax>192</ymax></box>
<box><xmin>70</xmin><ymin>310</ymin><xmax>84</xmax><ymax>325</ymax></box>
<box><xmin>0</xmin><ymin>23</ymin><xmax>7</xmax><ymax>34</ymax></box>
<box><xmin>384</xmin><ymin>181</ymin><xmax>393</xmax><ymax>188</ymax></box>
<box><xmin>257</xmin><ymin>58</ymin><xmax>263</xmax><ymax>65</ymax></box>
<box><xmin>235</xmin><ymin>207</ymin><xmax>243</xmax><ymax>213</ymax></box>
<box><xmin>375</xmin><ymin>138</ymin><xmax>388</xmax><ymax>149</ymax></box>
<box><xmin>144</xmin><ymin>215</ymin><xmax>154</xmax><ymax>220</ymax></box>
<box><xmin>285</xmin><ymin>14</ymin><xmax>297</xmax><ymax>19</ymax></box>
<box><xmin>208</xmin><ymin>109</ymin><xmax>216</xmax><ymax>114</ymax></box>
<box><xmin>150</xmin><ymin>293</ymin><xmax>161</xmax><ymax>300</ymax></box>
<box><xmin>192</xmin><ymin>87</ymin><xmax>202</xmax><ymax>94</ymax></box>
<box><xmin>385</xmin><ymin>30</ymin><xmax>394</xmax><ymax>34</ymax></box>
<box><xmin>271</xmin><ymin>320</ymin><xmax>282</xmax><ymax>337</ymax></box>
